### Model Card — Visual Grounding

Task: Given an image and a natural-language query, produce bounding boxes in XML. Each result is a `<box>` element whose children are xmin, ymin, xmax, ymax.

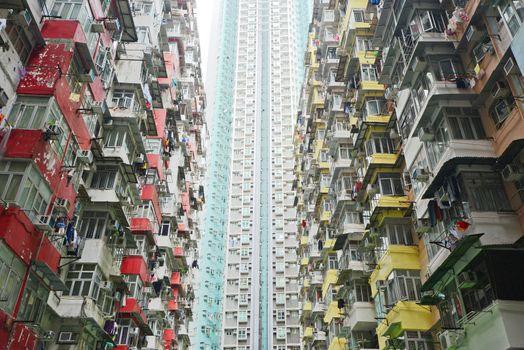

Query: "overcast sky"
<box><xmin>195</xmin><ymin>0</ymin><xmax>215</xmax><ymax>83</ymax></box>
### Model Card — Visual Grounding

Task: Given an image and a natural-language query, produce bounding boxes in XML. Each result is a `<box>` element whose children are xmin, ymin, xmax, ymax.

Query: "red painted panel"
<box><xmin>118</xmin><ymin>297</ymin><xmax>147</xmax><ymax>325</ymax></box>
<box><xmin>130</xmin><ymin>217</ymin><xmax>152</xmax><ymax>233</ymax></box>
<box><xmin>8</xmin><ymin>323</ymin><xmax>37</xmax><ymax>350</ymax></box>
<box><xmin>167</xmin><ymin>299</ymin><xmax>178</xmax><ymax>311</ymax></box>
<box><xmin>177</xmin><ymin>223</ymin><xmax>188</xmax><ymax>233</ymax></box>
<box><xmin>140</xmin><ymin>184</ymin><xmax>162</xmax><ymax>225</ymax></box>
<box><xmin>41</xmin><ymin>20</ymin><xmax>87</xmax><ymax>43</ymax></box>
<box><xmin>153</xmin><ymin>109</ymin><xmax>166</xmax><ymax>137</ymax></box>
<box><xmin>170</xmin><ymin>272</ymin><xmax>180</xmax><ymax>286</ymax></box>
<box><xmin>181</xmin><ymin>192</ymin><xmax>190</xmax><ymax>213</ymax></box>
<box><xmin>146</xmin><ymin>154</ymin><xmax>164</xmax><ymax>182</ymax></box>
<box><xmin>17</xmin><ymin>44</ymin><xmax>71</xmax><ymax>96</ymax></box>
<box><xmin>173</xmin><ymin>246</ymin><xmax>183</xmax><ymax>257</ymax></box>
<box><xmin>0</xmin><ymin>206</ymin><xmax>60</xmax><ymax>272</ymax></box>
<box><xmin>0</xmin><ymin>129</ymin><xmax>78</xmax><ymax>214</ymax></box>
<box><xmin>114</xmin><ymin>346</ymin><xmax>129</xmax><ymax>350</ymax></box>
<box><xmin>120</xmin><ymin>255</ymin><xmax>150</xmax><ymax>285</ymax></box>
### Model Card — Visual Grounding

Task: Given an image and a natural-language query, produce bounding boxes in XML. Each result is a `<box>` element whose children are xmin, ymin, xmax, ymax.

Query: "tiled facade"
<box><xmin>0</xmin><ymin>0</ymin><xmax>206</xmax><ymax>349</ymax></box>
<box><xmin>296</xmin><ymin>0</ymin><xmax>524</xmax><ymax>350</ymax></box>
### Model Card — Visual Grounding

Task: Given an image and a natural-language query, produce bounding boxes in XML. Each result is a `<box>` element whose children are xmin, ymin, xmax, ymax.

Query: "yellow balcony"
<box><xmin>361</xmin><ymin>80</ymin><xmax>385</xmax><ymax>92</ymax></box>
<box><xmin>369</xmin><ymin>195</ymin><xmax>411</xmax><ymax>227</ymax></box>
<box><xmin>324</xmin><ymin>300</ymin><xmax>343</xmax><ymax>324</ymax></box>
<box><xmin>303</xmin><ymin>327</ymin><xmax>314</xmax><ymax>339</ymax></box>
<box><xmin>328</xmin><ymin>337</ymin><xmax>348</xmax><ymax>350</ymax></box>
<box><xmin>364</xmin><ymin>114</ymin><xmax>391</xmax><ymax>124</ymax></box>
<box><xmin>320</xmin><ymin>209</ymin><xmax>332</xmax><ymax>223</ymax></box>
<box><xmin>303</xmin><ymin>301</ymin><xmax>312</xmax><ymax>314</ymax></box>
<box><xmin>322</xmin><ymin>269</ymin><xmax>338</xmax><ymax>297</ymax></box>
<box><xmin>369</xmin><ymin>153</ymin><xmax>399</xmax><ymax>166</ymax></box>
<box><xmin>369</xmin><ymin>245</ymin><xmax>420</xmax><ymax>297</ymax></box>
<box><xmin>356</xmin><ymin>51</ymin><xmax>379</xmax><ymax>65</ymax></box>
<box><xmin>376</xmin><ymin>301</ymin><xmax>435</xmax><ymax>349</ymax></box>
<box><xmin>301</xmin><ymin>257</ymin><xmax>310</xmax><ymax>267</ymax></box>
<box><xmin>302</xmin><ymin>278</ymin><xmax>310</xmax><ymax>291</ymax></box>
<box><xmin>312</xmin><ymin>88</ymin><xmax>324</xmax><ymax>106</ymax></box>
<box><xmin>300</xmin><ymin>235</ymin><xmax>309</xmax><ymax>246</ymax></box>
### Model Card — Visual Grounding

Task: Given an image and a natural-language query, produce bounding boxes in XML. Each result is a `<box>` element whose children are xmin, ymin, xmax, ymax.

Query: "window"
<box><xmin>50</xmin><ymin>0</ymin><xmax>96</xmax><ymax>50</ymax></box>
<box><xmin>79</xmin><ymin>211</ymin><xmax>110</xmax><ymax>239</ymax></box>
<box><xmin>276</xmin><ymin>310</ymin><xmax>285</xmax><ymax>321</ymax></box>
<box><xmin>8</xmin><ymin>97</ymin><xmax>51</xmax><ymax>129</ymax></box>
<box><xmin>501</xmin><ymin>0</ymin><xmax>524</xmax><ymax>36</ymax></box>
<box><xmin>5</xmin><ymin>22</ymin><xmax>32</xmax><ymax>63</ymax></box>
<box><xmin>276</xmin><ymin>293</ymin><xmax>285</xmax><ymax>305</ymax></box>
<box><xmin>0</xmin><ymin>161</ymin><xmax>52</xmax><ymax>219</ymax></box>
<box><xmin>276</xmin><ymin>327</ymin><xmax>286</xmax><ymax>339</ymax></box>
<box><xmin>445</xmin><ymin>108</ymin><xmax>485</xmax><ymax>139</ymax></box>
<box><xmin>90</xmin><ymin>167</ymin><xmax>118</xmax><ymax>189</ymax></box>
<box><xmin>66</xmin><ymin>264</ymin><xmax>102</xmax><ymax>299</ymax></box>
<box><xmin>352</xmin><ymin>9</ymin><xmax>365</xmax><ymax>22</ymax></box>
<box><xmin>95</xmin><ymin>47</ymin><xmax>113</xmax><ymax>87</ymax></box>
<box><xmin>378</xmin><ymin>173</ymin><xmax>403</xmax><ymax>196</ymax></box>
<box><xmin>112</xmin><ymin>89</ymin><xmax>139</xmax><ymax>111</ymax></box>
<box><xmin>460</xmin><ymin>172</ymin><xmax>511</xmax><ymax>212</ymax></box>
<box><xmin>338</xmin><ymin>144</ymin><xmax>352</xmax><ymax>159</ymax></box>
<box><xmin>384</xmin><ymin>270</ymin><xmax>422</xmax><ymax>306</ymax></box>
<box><xmin>384</xmin><ymin>222</ymin><xmax>414</xmax><ymax>246</ymax></box>
<box><xmin>361</xmin><ymin>64</ymin><xmax>378</xmax><ymax>81</ymax></box>
<box><xmin>17</xmin><ymin>273</ymin><xmax>49</xmax><ymax>324</ymax></box>
<box><xmin>0</xmin><ymin>242</ymin><xmax>25</xmax><ymax>314</ymax></box>
<box><xmin>365</xmin><ymin>99</ymin><xmax>386</xmax><ymax>117</ymax></box>
<box><xmin>365</xmin><ymin>134</ymin><xmax>394</xmax><ymax>156</ymax></box>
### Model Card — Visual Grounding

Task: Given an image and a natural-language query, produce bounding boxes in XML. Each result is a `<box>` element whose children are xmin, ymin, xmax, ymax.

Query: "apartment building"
<box><xmin>296</xmin><ymin>0</ymin><xmax>524</xmax><ymax>350</ymax></box>
<box><xmin>0</xmin><ymin>0</ymin><xmax>206</xmax><ymax>349</ymax></box>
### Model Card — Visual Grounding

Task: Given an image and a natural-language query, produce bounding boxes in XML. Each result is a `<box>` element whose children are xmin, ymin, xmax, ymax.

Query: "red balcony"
<box><xmin>181</xmin><ymin>192</ymin><xmax>190</xmax><ymax>214</ymax></box>
<box><xmin>118</xmin><ymin>298</ymin><xmax>153</xmax><ymax>335</ymax></box>
<box><xmin>177</xmin><ymin>222</ymin><xmax>189</xmax><ymax>235</ymax></box>
<box><xmin>170</xmin><ymin>272</ymin><xmax>181</xmax><ymax>286</ymax></box>
<box><xmin>0</xmin><ymin>206</ymin><xmax>60</xmax><ymax>272</ymax></box>
<box><xmin>129</xmin><ymin>217</ymin><xmax>155</xmax><ymax>244</ymax></box>
<box><xmin>0</xmin><ymin>130</ymin><xmax>77</xmax><ymax>206</ymax></box>
<box><xmin>120</xmin><ymin>255</ymin><xmax>150</xmax><ymax>285</ymax></box>
<box><xmin>153</xmin><ymin>109</ymin><xmax>167</xmax><ymax>138</ymax></box>
<box><xmin>0</xmin><ymin>321</ymin><xmax>38</xmax><ymax>350</ymax></box>
<box><xmin>141</xmin><ymin>184</ymin><xmax>162</xmax><ymax>225</ymax></box>
<box><xmin>167</xmin><ymin>299</ymin><xmax>178</xmax><ymax>311</ymax></box>
<box><xmin>173</xmin><ymin>246</ymin><xmax>184</xmax><ymax>257</ymax></box>
<box><xmin>163</xmin><ymin>328</ymin><xmax>177</xmax><ymax>350</ymax></box>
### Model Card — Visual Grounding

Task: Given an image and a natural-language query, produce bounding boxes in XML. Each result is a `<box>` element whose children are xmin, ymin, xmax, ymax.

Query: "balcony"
<box><xmin>368</xmin><ymin>194</ymin><xmax>411</xmax><ymax>226</ymax></box>
<box><xmin>369</xmin><ymin>245</ymin><xmax>420</xmax><ymax>297</ymax></box>
<box><xmin>77</xmin><ymin>239</ymin><xmax>115</xmax><ymax>277</ymax></box>
<box><xmin>312</xmin><ymin>330</ymin><xmax>327</xmax><ymax>344</ymax></box>
<box><xmin>327</xmin><ymin>336</ymin><xmax>347</xmax><ymax>350</ymax></box>
<box><xmin>120</xmin><ymin>255</ymin><xmax>150</xmax><ymax>285</ymax></box>
<box><xmin>54</xmin><ymin>297</ymin><xmax>109</xmax><ymax>335</ymax></box>
<box><xmin>376</xmin><ymin>301</ymin><xmax>434</xmax><ymax>342</ymax></box>
<box><xmin>118</xmin><ymin>297</ymin><xmax>153</xmax><ymax>335</ymax></box>
<box><xmin>342</xmin><ymin>302</ymin><xmax>376</xmax><ymax>332</ymax></box>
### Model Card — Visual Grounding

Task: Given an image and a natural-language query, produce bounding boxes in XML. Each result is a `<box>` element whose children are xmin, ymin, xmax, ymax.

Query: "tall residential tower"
<box><xmin>194</xmin><ymin>0</ymin><xmax>311</xmax><ymax>349</ymax></box>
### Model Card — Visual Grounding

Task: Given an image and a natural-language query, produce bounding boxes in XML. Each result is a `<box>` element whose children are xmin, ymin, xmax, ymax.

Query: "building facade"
<box><xmin>0</xmin><ymin>0</ymin><xmax>206</xmax><ymax>349</ymax></box>
<box><xmin>204</xmin><ymin>0</ymin><xmax>310</xmax><ymax>350</ymax></box>
<box><xmin>296</xmin><ymin>0</ymin><xmax>524</xmax><ymax>350</ymax></box>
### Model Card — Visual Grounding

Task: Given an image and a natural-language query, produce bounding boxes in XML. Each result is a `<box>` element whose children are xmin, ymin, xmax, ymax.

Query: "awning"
<box><xmin>145</xmin><ymin>110</ymin><xmax>158</xmax><ymax>136</ymax></box>
<box><xmin>115</xmin><ymin>0</ymin><xmax>137</xmax><ymax>42</ymax></box>
<box><xmin>333</xmin><ymin>234</ymin><xmax>348</xmax><ymax>251</ymax></box>
<box><xmin>382</xmin><ymin>321</ymin><xmax>402</xmax><ymax>338</ymax></box>
<box><xmin>32</xmin><ymin>260</ymin><xmax>69</xmax><ymax>292</ymax></box>
<box><xmin>421</xmin><ymin>234</ymin><xmax>483</xmax><ymax>292</ymax></box>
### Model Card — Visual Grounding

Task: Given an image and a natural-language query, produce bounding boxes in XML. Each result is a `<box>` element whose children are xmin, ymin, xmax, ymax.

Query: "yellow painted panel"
<box><xmin>324</xmin><ymin>301</ymin><xmax>343</xmax><ymax>324</ymax></box>
<box><xmin>370</xmin><ymin>153</ymin><xmax>399</xmax><ymax>166</ymax></box>
<box><xmin>322</xmin><ymin>269</ymin><xmax>338</xmax><ymax>296</ymax></box>
<box><xmin>300</xmin><ymin>236</ymin><xmax>309</xmax><ymax>246</ymax></box>
<box><xmin>347</xmin><ymin>0</ymin><xmax>368</xmax><ymax>11</ymax></box>
<box><xmin>301</xmin><ymin>257</ymin><xmax>309</xmax><ymax>266</ymax></box>
<box><xmin>318</xmin><ymin>161</ymin><xmax>330</xmax><ymax>170</ymax></box>
<box><xmin>365</xmin><ymin>114</ymin><xmax>391</xmax><ymax>124</ymax></box>
<box><xmin>304</xmin><ymin>327</ymin><xmax>314</xmax><ymax>339</ymax></box>
<box><xmin>369</xmin><ymin>245</ymin><xmax>420</xmax><ymax>297</ymax></box>
<box><xmin>377</xmin><ymin>195</ymin><xmax>410</xmax><ymax>209</ymax></box>
<box><xmin>320</xmin><ymin>186</ymin><xmax>329</xmax><ymax>194</ymax></box>
<box><xmin>303</xmin><ymin>301</ymin><xmax>312</xmax><ymax>312</ymax></box>
<box><xmin>377</xmin><ymin>301</ymin><xmax>435</xmax><ymax>349</ymax></box>
<box><xmin>328</xmin><ymin>337</ymin><xmax>348</xmax><ymax>350</ymax></box>
<box><xmin>324</xmin><ymin>239</ymin><xmax>336</xmax><ymax>250</ymax></box>
<box><xmin>320</xmin><ymin>210</ymin><xmax>332</xmax><ymax>222</ymax></box>
<box><xmin>361</xmin><ymin>81</ymin><xmax>385</xmax><ymax>91</ymax></box>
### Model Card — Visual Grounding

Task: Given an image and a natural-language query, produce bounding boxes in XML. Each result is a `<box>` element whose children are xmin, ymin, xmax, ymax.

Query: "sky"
<box><xmin>195</xmin><ymin>0</ymin><xmax>215</xmax><ymax>83</ymax></box>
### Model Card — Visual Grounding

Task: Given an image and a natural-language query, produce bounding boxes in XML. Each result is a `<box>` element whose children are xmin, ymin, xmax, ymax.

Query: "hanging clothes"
<box><xmin>317</xmin><ymin>240</ymin><xmax>323</xmax><ymax>251</ymax></box>
<box><xmin>428</xmin><ymin>200</ymin><xmax>437</xmax><ymax>227</ymax></box>
<box><xmin>337</xmin><ymin>299</ymin><xmax>346</xmax><ymax>309</ymax></box>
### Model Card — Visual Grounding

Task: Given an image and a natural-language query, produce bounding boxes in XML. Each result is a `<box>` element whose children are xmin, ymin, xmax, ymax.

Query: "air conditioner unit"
<box><xmin>491</xmin><ymin>99</ymin><xmax>511</xmax><ymax>125</ymax></box>
<box><xmin>491</xmin><ymin>81</ymin><xmax>509</xmax><ymax>98</ymax></box>
<box><xmin>90</xmin><ymin>22</ymin><xmax>105</xmax><ymax>33</ymax></box>
<box><xmin>412</xmin><ymin>167</ymin><xmax>430</xmax><ymax>182</ymax></box>
<box><xmin>503</xmin><ymin>57</ymin><xmax>518</xmax><ymax>76</ymax></box>
<box><xmin>143</xmin><ymin>286</ymin><xmax>153</xmax><ymax>294</ymax></box>
<box><xmin>104</xmin><ymin>19</ymin><xmax>120</xmax><ymax>32</ymax></box>
<box><xmin>33</xmin><ymin>215</ymin><xmax>54</xmax><ymax>231</ymax></box>
<box><xmin>412</xmin><ymin>56</ymin><xmax>427</xmax><ymax>72</ymax></box>
<box><xmin>57</xmin><ymin>331</ymin><xmax>79</xmax><ymax>344</ymax></box>
<box><xmin>100</xmin><ymin>281</ymin><xmax>113</xmax><ymax>290</ymax></box>
<box><xmin>502</xmin><ymin>164</ymin><xmax>523</xmax><ymax>182</ymax></box>
<box><xmin>418</xmin><ymin>127</ymin><xmax>434</xmax><ymax>142</ymax></box>
<box><xmin>457</xmin><ymin>270</ymin><xmax>477</xmax><ymax>289</ymax></box>
<box><xmin>78</xmin><ymin>69</ymin><xmax>96</xmax><ymax>83</ymax></box>
<box><xmin>91</xmin><ymin>101</ymin><xmax>107</xmax><ymax>114</ymax></box>
<box><xmin>55</xmin><ymin>198</ymin><xmax>70</xmax><ymax>212</ymax></box>
<box><xmin>76</xmin><ymin>150</ymin><xmax>93</xmax><ymax>164</ymax></box>
<box><xmin>439</xmin><ymin>330</ymin><xmax>464</xmax><ymax>350</ymax></box>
